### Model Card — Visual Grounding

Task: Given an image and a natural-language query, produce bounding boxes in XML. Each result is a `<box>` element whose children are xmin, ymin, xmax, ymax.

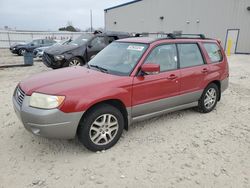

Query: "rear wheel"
<box><xmin>65</xmin><ymin>57</ymin><xmax>84</xmax><ymax>67</ymax></box>
<box><xmin>77</xmin><ymin>104</ymin><xmax>124</xmax><ymax>151</ymax></box>
<box><xmin>18</xmin><ymin>48</ymin><xmax>26</xmax><ymax>56</ymax></box>
<box><xmin>197</xmin><ymin>83</ymin><xmax>219</xmax><ymax>113</ymax></box>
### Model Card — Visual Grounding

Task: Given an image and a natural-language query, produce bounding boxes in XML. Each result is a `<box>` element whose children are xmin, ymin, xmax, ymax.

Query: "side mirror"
<box><xmin>30</xmin><ymin>43</ymin><xmax>34</xmax><ymax>46</ymax></box>
<box><xmin>88</xmin><ymin>44</ymin><xmax>93</xmax><ymax>48</ymax></box>
<box><xmin>141</xmin><ymin>63</ymin><xmax>160</xmax><ymax>75</ymax></box>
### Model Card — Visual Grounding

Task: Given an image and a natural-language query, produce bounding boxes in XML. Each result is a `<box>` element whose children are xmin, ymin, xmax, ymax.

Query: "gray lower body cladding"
<box><xmin>221</xmin><ymin>77</ymin><xmax>229</xmax><ymax>93</ymax></box>
<box><xmin>130</xmin><ymin>90</ymin><xmax>202</xmax><ymax>123</ymax></box>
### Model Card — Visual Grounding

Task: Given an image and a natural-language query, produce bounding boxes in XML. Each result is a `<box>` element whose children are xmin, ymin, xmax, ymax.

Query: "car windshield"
<box><xmin>88</xmin><ymin>42</ymin><xmax>148</xmax><ymax>76</ymax></box>
<box><xmin>53</xmin><ymin>39</ymin><xmax>70</xmax><ymax>46</ymax></box>
<box><xmin>69</xmin><ymin>34</ymin><xmax>93</xmax><ymax>46</ymax></box>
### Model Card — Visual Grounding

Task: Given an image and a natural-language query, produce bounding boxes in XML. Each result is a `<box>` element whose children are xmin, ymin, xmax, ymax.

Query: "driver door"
<box><xmin>132</xmin><ymin>44</ymin><xmax>180</xmax><ymax>117</ymax></box>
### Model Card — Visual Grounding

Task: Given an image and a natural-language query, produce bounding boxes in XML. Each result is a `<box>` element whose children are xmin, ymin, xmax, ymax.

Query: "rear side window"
<box><xmin>178</xmin><ymin>43</ymin><xmax>204</xmax><ymax>68</ymax></box>
<box><xmin>204</xmin><ymin>43</ymin><xmax>223</xmax><ymax>63</ymax></box>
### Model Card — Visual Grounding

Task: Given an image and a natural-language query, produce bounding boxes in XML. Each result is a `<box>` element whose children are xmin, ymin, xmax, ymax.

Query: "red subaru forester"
<box><xmin>13</xmin><ymin>34</ymin><xmax>229</xmax><ymax>151</ymax></box>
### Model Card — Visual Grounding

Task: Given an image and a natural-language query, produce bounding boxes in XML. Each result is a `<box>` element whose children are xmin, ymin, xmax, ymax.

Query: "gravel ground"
<box><xmin>0</xmin><ymin>49</ymin><xmax>249</xmax><ymax>188</ymax></box>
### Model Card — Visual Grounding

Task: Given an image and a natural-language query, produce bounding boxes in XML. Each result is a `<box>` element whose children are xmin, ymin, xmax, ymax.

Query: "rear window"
<box><xmin>204</xmin><ymin>43</ymin><xmax>223</xmax><ymax>63</ymax></box>
<box><xmin>178</xmin><ymin>43</ymin><xmax>204</xmax><ymax>68</ymax></box>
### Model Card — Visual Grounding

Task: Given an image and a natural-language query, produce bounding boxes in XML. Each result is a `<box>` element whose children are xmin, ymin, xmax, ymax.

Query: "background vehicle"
<box><xmin>42</xmin><ymin>31</ymin><xmax>130</xmax><ymax>69</ymax></box>
<box><xmin>33</xmin><ymin>39</ymin><xmax>71</xmax><ymax>58</ymax></box>
<box><xmin>13</xmin><ymin>34</ymin><xmax>229</xmax><ymax>151</ymax></box>
<box><xmin>10</xmin><ymin>39</ymin><xmax>56</xmax><ymax>56</ymax></box>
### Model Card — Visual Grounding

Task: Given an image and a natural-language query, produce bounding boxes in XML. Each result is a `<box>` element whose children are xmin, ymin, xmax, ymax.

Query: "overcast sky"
<box><xmin>0</xmin><ymin>0</ymin><xmax>132</xmax><ymax>31</ymax></box>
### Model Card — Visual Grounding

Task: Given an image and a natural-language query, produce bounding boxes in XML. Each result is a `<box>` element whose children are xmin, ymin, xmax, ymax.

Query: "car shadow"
<box><xmin>14</xmin><ymin>108</ymin><xmax>203</xmax><ymax>155</ymax></box>
<box><xmin>128</xmin><ymin>108</ymin><xmax>199</xmax><ymax>131</ymax></box>
<box><xmin>0</xmin><ymin>64</ymin><xmax>32</xmax><ymax>68</ymax></box>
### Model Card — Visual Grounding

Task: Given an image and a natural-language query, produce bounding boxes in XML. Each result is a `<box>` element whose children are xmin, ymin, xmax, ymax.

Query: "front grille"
<box><xmin>43</xmin><ymin>52</ymin><xmax>54</xmax><ymax>66</ymax></box>
<box><xmin>15</xmin><ymin>86</ymin><xmax>25</xmax><ymax>106</ymax></box>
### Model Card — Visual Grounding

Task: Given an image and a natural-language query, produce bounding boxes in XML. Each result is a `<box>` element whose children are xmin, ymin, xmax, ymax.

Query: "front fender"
<box><xmin>60</xmin><ymin>86</ymin><xmax>132</xmax><ymax>113</ymax></box>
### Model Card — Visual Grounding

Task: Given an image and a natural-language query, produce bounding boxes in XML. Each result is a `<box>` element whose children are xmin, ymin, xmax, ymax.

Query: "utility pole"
<box><xmin>90</xmin><ymin>10</ymin><xmax>93</xmax><ymax>32</ymax></box>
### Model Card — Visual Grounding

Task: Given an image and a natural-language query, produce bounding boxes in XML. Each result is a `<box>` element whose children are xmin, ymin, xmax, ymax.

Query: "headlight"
<box><xmin>30</xmin><ymin>92</ymin><xmax>65</xmax><ymax>109</ymax></box>
<box><xmin>54</xmin><ymin>55</ymin><xmax>65</xmax><ymax>61</ymax></box>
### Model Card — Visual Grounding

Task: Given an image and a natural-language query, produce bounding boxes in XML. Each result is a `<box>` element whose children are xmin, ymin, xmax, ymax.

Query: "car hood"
<box><xmin>44</xmin><ymin>44</ymin><xmax>81</xmax><ymax>55</ymax></box>
<box><xmin>20</xmin><ymin>67</ymin><xmax>130</xmax><ymax>96</ymax></box>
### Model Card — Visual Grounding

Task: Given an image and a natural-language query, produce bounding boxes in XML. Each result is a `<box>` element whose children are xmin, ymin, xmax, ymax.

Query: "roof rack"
<box><xmin>134</xmin><ymin>32</ymin><xmax>206</xmax><ymax>40</ymax></box>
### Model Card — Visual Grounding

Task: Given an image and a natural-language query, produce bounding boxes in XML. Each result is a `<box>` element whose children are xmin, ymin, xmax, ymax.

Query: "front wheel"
<box><xmin>77</xmin><ymin>104</ymin><xmax>124</xmax><ymax>151</ymax></box>
<box><xmin>65</xmin><ymin>57</ymin><xmax>84</xmax><ymax>67</ymax></box>
<box><xmin>197</xmin><ymin>83</ymin><xmax>219</xmax><ymax>113</ymax></box>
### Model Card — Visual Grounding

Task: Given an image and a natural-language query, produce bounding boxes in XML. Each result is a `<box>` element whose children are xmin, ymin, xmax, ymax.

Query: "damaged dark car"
<box><xmin>42</xmin><ymin>32</ymin><xmax>130</xmax><ymax>69</ymax></box>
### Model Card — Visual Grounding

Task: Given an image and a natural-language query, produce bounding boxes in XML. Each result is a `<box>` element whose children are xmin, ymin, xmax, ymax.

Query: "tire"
<box><xmin>77</xmin><ymin>104</ymin><xmax>124</xmax><ymax>151</ymax></box>
<box><xmin>197</xmin><ymin>83</ymin><xmax>219</xmax><ymax>113</ymax></box>
<box><xmin>18</xmin><ymin>48</ymin><xmax>26</xmax><ymax>56</ymax></box>
<box><xmin>65</xmin><ymin>57</ymin><xmax>84</xmax><ymax>67</ymax></box>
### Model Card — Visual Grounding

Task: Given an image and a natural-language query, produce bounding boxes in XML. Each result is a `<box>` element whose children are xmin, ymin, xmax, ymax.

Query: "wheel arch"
<box><xmin>78</xmin><ymin>99</ymin><xmax>129</xmax><ymax>132</ymax></box>
<box><xmin>206</xmin><ymin>80</ymin><xmax>221</xmax><ymax>101</ymax></box>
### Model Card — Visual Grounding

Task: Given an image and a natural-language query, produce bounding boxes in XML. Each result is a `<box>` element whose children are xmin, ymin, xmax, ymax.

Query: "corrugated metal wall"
<box><xmin>0</xmin><ymin>31</ymin><xmax>85</xmax><ymax>48</ymax></box>
<box><xmin>105</xmin><ymin>0</ymin><xmax>250</xmax><ymax>53</ymax></box>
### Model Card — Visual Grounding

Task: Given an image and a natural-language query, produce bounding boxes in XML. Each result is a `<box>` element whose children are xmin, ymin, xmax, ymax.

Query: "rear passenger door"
<box><xmin>178</xmin><ymin>43</ymin><xmax>209</xmax><ymax>97</ymax></box>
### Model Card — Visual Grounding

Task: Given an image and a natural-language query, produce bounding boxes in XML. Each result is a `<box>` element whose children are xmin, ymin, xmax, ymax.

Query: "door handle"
<box><xmin>167</xmin><ymin>74</ymin><xmax>178</xmax><ymax>80</ymax></box>
<box><xmin>201</xmin><ymin>68</ymin><xmax>208</xmax><ymax>73</ymax></box>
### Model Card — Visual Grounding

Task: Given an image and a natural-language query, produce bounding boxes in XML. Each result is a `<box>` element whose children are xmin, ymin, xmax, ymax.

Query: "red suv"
<box><xmin>13</xmin><ymin>34</ymin><xmax>229</xmax><ymax>151</ymax></box>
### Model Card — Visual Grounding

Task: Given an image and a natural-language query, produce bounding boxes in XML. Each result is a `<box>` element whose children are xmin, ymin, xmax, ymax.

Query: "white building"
<box><xmin>105</xmin><ymin>0</ymin><xmax>250</xmax><ymax>54</ymax></box>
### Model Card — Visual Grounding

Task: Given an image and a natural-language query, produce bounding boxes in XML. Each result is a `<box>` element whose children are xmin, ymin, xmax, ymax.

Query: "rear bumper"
<box><xmin>13</xmin><ymin>95</ymin><xmax>84</xmax><ymax>139</ymax></box>
<box><xmin>221</xmin><ymin>77</ymin><xmax>229</xmax><ymax>93</ymax></box>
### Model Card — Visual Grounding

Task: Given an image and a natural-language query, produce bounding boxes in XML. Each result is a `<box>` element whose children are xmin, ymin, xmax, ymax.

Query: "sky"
<box><xmin>0</xmin><ymin>0</ymin><xmax>132</xmax><ymax>31</ymax></box>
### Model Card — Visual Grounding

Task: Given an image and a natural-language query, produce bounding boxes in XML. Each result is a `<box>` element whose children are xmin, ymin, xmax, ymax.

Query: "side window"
<box><xmin>43</xmin><ymin>39</ymin><xmax>50</xmax><ymax>44</ymax></box>
<box><xmin>178</xmin><ymin>43</ymin><xmax>204</xmax><ymax>68</ymax></box>
<box><xmin>144</xmin><ymin>44</ymin><xmax>177</xmax><ymax>72</ymax></box>
<box><xmin>32</xmin><ymin>40</ymin><xmax>39</xmax><ymax>45</ymax></box>
<box><xmin>90</xmin><ymin>37</ymin><xmax>106</xmax><ymax>48</ymax></box>
<box><xmin>204</xmin><ymin>43</ymin><xmax>223</xmax><ymax>63</ymax></box>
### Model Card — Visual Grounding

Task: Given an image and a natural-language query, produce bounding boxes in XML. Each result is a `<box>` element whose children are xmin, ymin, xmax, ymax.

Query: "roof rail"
<box><xmin>173</xmin><ymin>34</ymin><xmax>206</xmax><ymax>39</ymax></box>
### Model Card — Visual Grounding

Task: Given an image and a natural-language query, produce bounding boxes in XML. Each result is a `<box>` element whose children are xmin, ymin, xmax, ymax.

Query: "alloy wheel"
<box><xmin>89</xmin><ymin>114</ymin><xmax>119</xmax><ymax>146</ymax></box>
<box><xmin>20</xmin><ymin>49</ymin><xmax>26</xmax><ymax>55</ymax></box>
<box><xmin>204</xmin><ymin>88</ymin><xmax>217</xmax><ymax>109</ymax></box>
<box><xmin>69</xmin><ymin>59</ymin><xmax>81</xmax><ymax>66</ymax></box>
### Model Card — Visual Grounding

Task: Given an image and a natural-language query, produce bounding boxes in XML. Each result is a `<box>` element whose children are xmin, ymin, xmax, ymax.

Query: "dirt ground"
<box><xmin>0</xmin><ymin>49</ymin><xmax>249</xmax><ymax>188</ymax></box>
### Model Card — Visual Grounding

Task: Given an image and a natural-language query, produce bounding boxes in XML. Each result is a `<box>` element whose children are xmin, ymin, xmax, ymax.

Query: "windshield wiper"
<box><xmin>89</xmin><ymin>64</ymin><xmax>109</xmax><ymax>73</ymax></box>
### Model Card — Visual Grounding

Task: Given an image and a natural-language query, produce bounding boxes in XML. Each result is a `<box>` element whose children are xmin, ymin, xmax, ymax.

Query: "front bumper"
<box><xmin>10</xmin><ymin>48</ymin><xmax>18</xmax><ymax>54</ymax></box>
<box><xmin>33</xmin><ymin>50</ymin><xmax>43</xmax><ymax>58</ymax></box>
<box><xmin>42</xmin><ymin>53</ymin><xmax>65</xmax><ymax>69</ymax></box>
<box><xmin>13</xmin><ymin>95</ymin><xmax>84</xmax><ymax>139</ymax></box>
